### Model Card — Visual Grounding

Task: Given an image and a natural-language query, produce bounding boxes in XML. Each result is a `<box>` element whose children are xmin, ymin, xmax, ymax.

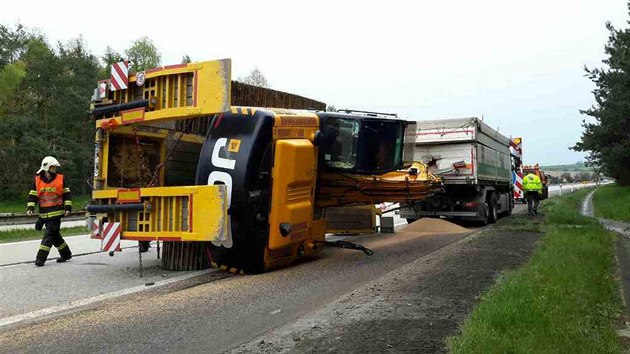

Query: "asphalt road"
<box><xmin>0</xmin><ymin>221</ymin><xmax>503</xmax><ymax>353</ymax></box>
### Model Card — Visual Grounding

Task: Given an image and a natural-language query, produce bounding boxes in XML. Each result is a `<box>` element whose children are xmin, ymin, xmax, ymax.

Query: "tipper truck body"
<box><xmin>398</xmin><ymin>117</ymin><xmax>514</xmax><ymax>224</ymax></box>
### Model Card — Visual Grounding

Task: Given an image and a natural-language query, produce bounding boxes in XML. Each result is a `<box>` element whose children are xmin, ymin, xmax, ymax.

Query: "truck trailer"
<box><xmin>398</xmin><ymin>117</ymin><xmax>514</xmax><ymax>225</ymax></box>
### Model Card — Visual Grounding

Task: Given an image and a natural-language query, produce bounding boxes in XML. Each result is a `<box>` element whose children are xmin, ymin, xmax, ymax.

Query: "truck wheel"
<box><xmin>406</xmin><ymin>218</ymin><xmax>418</xmax><ymax>224</ymax></box>
<box><xmin>488</xmin><ymin>195</ymin><xmax>498</xmax><ymax>224</ymax></box>
<box><xmin>479</xmin><ymin>203</ymin><xmax>489</xmax><ymax>226</ymax></box>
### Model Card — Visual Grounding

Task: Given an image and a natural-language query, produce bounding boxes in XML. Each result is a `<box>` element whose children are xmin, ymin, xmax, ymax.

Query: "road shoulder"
<box><xmin>230</xmin><ymin>219</ymin><xmax>542</xmax><ymax>353</ymax></box>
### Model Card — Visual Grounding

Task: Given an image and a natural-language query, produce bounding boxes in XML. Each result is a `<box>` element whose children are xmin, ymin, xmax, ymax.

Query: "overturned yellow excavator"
<box><xmin>87</xmin><ymin>58</ymin><xmax>441</xmax><ymax>273</ymax></box>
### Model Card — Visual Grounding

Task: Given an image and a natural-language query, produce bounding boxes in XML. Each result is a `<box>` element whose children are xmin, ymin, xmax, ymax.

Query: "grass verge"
<box><xmin>0</xmin><ymin>195</ymin><xmax>91</xmax><ymax>214</ymax></box>
<box><xmin>593</xmin><ymin>184</ymin><xmax>630</xmax><ymax>222</ymax></box>
<box><xmin>448</xmin><ymin>188</ymin><xmax>622</xmax><ymax>353</ymax></box>
<box><xmin>0</xmin><ymin>226</ymin><xmax>87</xmax><ymax>244</ymax></box>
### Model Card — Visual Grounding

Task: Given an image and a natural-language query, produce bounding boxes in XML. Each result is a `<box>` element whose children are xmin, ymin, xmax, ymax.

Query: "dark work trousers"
<box><xmin>36</xmin><ymin>218</ymin><xmax>72</xmax><ymax>263</ymax></box>
<box><xmin>525</xmin><ymin>191</ymin><xmax>540</xmax><ymax>216</ymax></box>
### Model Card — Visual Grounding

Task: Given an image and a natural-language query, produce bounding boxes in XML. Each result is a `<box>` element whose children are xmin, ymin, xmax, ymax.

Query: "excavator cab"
<box><xmin>317</xmin><ymin>111</ymin><xmax>415</xmax><ymax>175</ymax></box>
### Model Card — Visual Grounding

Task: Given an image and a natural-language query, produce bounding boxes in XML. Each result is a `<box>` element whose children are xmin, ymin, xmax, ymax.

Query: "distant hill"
<box><xmin>540</xmin><ymin>162</ymin><xmax>594</xmax><ymax>172</ymax></box>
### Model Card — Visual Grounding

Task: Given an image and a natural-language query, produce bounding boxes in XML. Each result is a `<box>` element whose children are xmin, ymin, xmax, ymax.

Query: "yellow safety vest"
<box><xmin>522</xmin><ymin>173</ymin><xmax>542</xmax><ymax>193</ymax></box>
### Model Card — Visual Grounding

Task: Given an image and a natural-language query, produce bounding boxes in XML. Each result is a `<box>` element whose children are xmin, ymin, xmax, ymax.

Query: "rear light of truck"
<box><xmin>452</xmin><ymin>160</ymin><xmax>467</xmax><ymax>169</ymax></box>
<box><xmin>464</xmin><ymin>202</ymin><xmax>478</xmax><ymax>208</ymax></box>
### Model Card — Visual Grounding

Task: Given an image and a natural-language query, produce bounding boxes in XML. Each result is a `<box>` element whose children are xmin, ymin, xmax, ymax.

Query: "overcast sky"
<box><xmin>1</xmin><ymin>0</ymin><xmax>627</xmax><ymax>165</ymax></box>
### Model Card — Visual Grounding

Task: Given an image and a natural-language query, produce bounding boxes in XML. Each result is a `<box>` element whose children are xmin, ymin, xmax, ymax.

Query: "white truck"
<box><xmin>398</xmin><ymin>117</ymin><xmax>514</xmax><ymax>225</ymax></box>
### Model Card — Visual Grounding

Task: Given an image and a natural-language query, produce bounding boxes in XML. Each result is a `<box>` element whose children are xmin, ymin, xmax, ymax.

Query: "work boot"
<box><xmin>58</xmin><ymin>244</ymin><xmax>72</xmax><ymax>262</ymax></box>
<box><xmin>35</xmin><ymin>249</ymin><xmax>48</xmax><ymax>267</ymax></box>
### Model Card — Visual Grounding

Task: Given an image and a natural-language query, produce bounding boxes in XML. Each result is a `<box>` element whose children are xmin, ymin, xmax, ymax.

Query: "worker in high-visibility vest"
<box><xmin>522</xmin><ymin>172</ymin><xmax>543</xmax><ymax>216</ymax></box>
<box><xmin>26</xmin><ymin>156</ymin><xmax>73</xmax><ymax>266</ymax></box>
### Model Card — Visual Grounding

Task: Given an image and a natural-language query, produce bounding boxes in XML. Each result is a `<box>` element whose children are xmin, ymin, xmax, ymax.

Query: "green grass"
<box><xmin>0</xmin><ymin>195</ymin><xmax>91</xmax><ymax>214</ymax></box>
<box><xmin>448</xmin><ymin>188</ymin><xmax>622</xmax><ymax>354</ymax></box>
<box><xmin>593</xmin><ymin>184</ymin><xmax>630</xmax><ymax>222</ymax></box>
<box><xmin>0</xmin><ymin>226</ymin><xmax>88</xmax><ymax>244</ymax></box>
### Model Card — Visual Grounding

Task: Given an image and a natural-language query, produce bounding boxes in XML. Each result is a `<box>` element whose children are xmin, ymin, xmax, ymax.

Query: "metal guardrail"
<box><xmin>0</xmin><ymin>211</ymin><xmax>86</xmax><ymax>226</ymax></box>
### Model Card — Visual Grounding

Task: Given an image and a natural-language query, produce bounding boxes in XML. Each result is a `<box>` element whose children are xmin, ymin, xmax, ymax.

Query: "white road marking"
<box><xmin>0</xmin><ymin>268</ymin><xmax>216</xmax><ymax>329</ymax></box>
<box><xmin>269</xmin><ymin>309</ymin><xmax>282</xmax><ymax>315</ymax></box>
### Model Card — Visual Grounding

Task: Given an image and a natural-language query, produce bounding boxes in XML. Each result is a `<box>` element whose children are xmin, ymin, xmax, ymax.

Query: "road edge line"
<box><xmin>0</xmin><ymin>268</ymin><xmax>216</xmax><ymax>329</ymax></box>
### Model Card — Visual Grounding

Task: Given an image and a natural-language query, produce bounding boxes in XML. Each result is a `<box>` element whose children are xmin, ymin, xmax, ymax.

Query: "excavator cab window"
<box><xmin>318</xmin><ymin>113</ymin><xmax>406</xmax><ymax>175</ymax></box>
<box><xmin>359</xmin><ymin>120</ymin><xmax>404</xmax><ymax>172</ymax></box>
<box><xmin>322</xmin><ymin>118</ymin><xmax>359</xmax><ymax>169</ymax></box>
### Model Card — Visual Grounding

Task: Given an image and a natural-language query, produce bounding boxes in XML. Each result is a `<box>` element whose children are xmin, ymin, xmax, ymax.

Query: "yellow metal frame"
<box><xmin>95</xmin><ymin>59</ymin><xmax>231</xmax><ymax>128</ymax></box>
<box><xmin>92</xmin><ymin>185</ymin><xmax>227</xmax><ymax>242</ymax></box>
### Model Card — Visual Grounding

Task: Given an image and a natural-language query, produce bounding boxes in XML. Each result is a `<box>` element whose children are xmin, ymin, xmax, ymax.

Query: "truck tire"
<box><xmin>479</xmin><ymin>203</ymin><xmax>489</xmax><ymax>226</ymax></box>
<box><xmin>488</xmin><ymin>195</ymin><xmax>498</xmax><ymax>224</ymax></box>
<box><xmin>506</xmin><ymin>194</ymin><xmax>514</xmax><ymax>216</ymax></box>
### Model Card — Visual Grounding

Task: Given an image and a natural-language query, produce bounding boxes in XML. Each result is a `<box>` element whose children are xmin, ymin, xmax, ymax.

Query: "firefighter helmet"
<box><xmin>37</xmin><ymin>156</ymin><xmax>61</xmax><ymax>174</ymax></box>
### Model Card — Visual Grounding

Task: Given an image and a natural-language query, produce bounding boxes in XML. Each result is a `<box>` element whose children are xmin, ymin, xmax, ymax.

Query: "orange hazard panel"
<box><xmin>268</xmin><ymin>139</ymin><xmax>317</xmax><ymax>250</ymax></box>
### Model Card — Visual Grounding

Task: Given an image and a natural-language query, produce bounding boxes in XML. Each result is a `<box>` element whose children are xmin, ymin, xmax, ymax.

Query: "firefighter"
<box><xmin>27</xmin><ymin>156</ymin><xmax>73</xmax><ymax>266</ymax></box>
<box><xmin>522</xmin><ymin>171</ymin><xmax>543</xmax><ymax>216</ymax></box>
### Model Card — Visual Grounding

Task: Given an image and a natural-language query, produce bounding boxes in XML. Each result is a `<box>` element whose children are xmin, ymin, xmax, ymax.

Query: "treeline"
<box><xmin>0</xmin><ymin>24</ymin><xmax>163</xmax><ymax>201</ymax></box>
<box><xmin>547</xmin><ymin>172</ymin><xmax>601</xmax><ymax>184</ymax></box>
<box><xmin>0</xmin><ymin>23</ymin><xmax>273</xmax><ymax>203</ymax></box>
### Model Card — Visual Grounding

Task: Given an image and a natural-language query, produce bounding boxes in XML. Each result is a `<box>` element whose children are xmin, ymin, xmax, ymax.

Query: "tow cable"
<box><xmin>313</xmin><ymin>241</ymin><xmax>374</xmax><ymax>256</ymax></box>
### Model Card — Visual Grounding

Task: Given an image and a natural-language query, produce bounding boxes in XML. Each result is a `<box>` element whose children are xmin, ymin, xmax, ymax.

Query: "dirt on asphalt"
<box><xmin>230</xmin><ymin>216</ymin><xmax>543</xmax><ymax>353</ymax></box>
<box><xmin>399</xmin><ymin>217</ymin><xmax>470</xmax><ymax>234</ymax></box>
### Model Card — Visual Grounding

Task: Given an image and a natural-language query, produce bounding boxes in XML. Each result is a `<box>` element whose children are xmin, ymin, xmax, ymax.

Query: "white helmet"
<box><xmin>37</xmin><ymin>156</ymin><xmax>61</xmax><ymax>174</ymax></box>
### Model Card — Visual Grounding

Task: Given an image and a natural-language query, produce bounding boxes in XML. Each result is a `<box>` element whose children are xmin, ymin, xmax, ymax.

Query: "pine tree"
<box><xmin>574</xmin><ymin>6</ymin><xmax>630</xmax><ymax>185</ymax></box>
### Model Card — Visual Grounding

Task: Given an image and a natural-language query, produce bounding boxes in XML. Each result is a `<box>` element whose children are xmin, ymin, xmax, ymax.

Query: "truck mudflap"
<box><xmin>90</xmin><ymin>185</ymin><xmax>228</xmax><ymax>243</ymax></box>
